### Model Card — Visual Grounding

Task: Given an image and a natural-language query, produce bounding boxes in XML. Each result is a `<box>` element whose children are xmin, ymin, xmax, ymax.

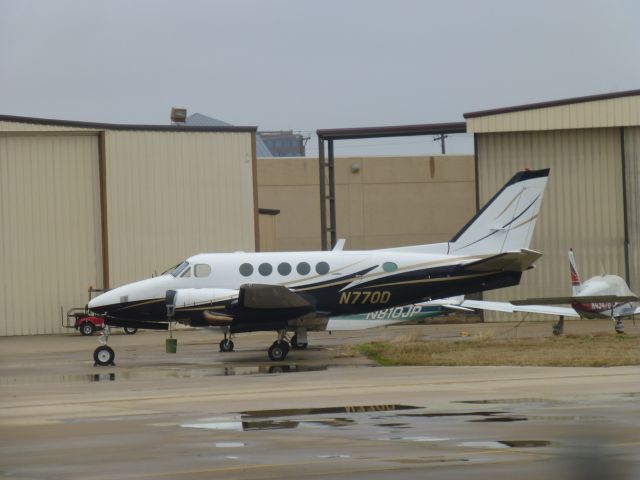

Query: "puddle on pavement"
<box><xmin>381</xmin><ymin>436</ymin><xmax>451</xmax><ymax>442</ymax></box>
<box><xmin>374</xmin><ymin>422</ymin><xmax>411</xmax><ymax>428</ymax></box>
<box><xmin>182</xmin><ymin>416</ymin><xmax>356</xmax><ymax>432</ymax></box>
<box><xmin>215</xmin><ymin>442</ymin><xmax>246</xmax><ymax>448</ymax></box>
<box><xmin>0</xmin><ymin>373</ymin><xmax>119</xmax><ymax>385</ymax></box>
<box><xmin>241</xmin><ymin>404</ymin><xmax>420</xmax><ymax>418</ymax></box>
<box><xmin>458</xmin><ymin>440</ymin><xmax>551</xmax><ymax>449</ymax></box>
<box><xmin>399</xmin><ymin>411</ymin><xmax>504</xmax><ymax>418</ymax></box>
<box><xmin>182</xmin><ymin>405</ymin><xmax>420</xmax><ymax>432</ymax></box>
<box><xmin>184</xmin><ymin>407</ymin><xmax>521</xmax><ymax>433</ymax></box>
<box><xmin>499</xmin><ymin>440</ymin><xmax>551</xmax><ymax>448</ymax></box>
<box><xmin>1</xmin><ymin>364</ymin><xmax>329</xmax><ymax>385</ymax></box>
<box><xmin>469</xmin><ymin>416</ymin><xmax>528</xmax><ymax>423</ymax></box>
<box><xmin>456</xmin><ymin>398</ymin><xmax>562</xmax><ymax>405</ymax></box>
<box><xmin>526</xmin><ymin>415</ymin><xmax>604</xmax><ymax>422</ymax></box>
<box><xmin>458</xmin><ymin>441</ymin><xmax>510</xmax><ymax>449</ymax></box>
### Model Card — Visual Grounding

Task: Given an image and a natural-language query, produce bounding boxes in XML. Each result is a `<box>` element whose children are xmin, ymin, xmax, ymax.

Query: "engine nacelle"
<box><xmin>172</xmin><ymin>288</ymin><xmax>238</xmax><ymax>308</ymax></box>
<box><xmin>171</xmin><ymin>288</ymin><xmax>238</xmax><ymax>326</ymax></box>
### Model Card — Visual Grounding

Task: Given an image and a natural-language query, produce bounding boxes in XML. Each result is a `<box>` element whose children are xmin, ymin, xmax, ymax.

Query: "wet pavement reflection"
<box><xmin>0</xmin><ymin>364</ymin><xmax>331</xmax><ymax>385</ymax></box>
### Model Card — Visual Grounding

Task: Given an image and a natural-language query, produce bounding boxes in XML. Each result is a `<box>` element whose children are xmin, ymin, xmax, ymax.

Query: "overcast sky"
<box><xmin>1</xmin><ymin>0</ymin><xmax>639</xmax><ymax>155</ymax></box>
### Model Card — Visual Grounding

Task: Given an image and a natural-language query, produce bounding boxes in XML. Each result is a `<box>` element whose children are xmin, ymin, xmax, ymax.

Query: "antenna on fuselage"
<box><xmin>332</xmin><ymin>238</ymin><xmax>346</xmax><ymax>252</ymax></box>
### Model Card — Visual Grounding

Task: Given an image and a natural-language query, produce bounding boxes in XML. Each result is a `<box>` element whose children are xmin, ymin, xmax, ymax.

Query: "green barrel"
<box><xmin>165</xmin><ymin>338</ymin><xmax>177</xmax><ymax>353</ymax></box>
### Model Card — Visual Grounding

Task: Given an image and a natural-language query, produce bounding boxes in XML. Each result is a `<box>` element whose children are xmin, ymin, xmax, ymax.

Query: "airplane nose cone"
<box><xmin>88</xmin><ymin>291</ymin><xmax>113</xmax><ymax>313</ymax></box>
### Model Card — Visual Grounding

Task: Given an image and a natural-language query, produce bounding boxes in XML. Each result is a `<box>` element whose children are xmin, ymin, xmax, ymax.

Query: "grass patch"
<box><xmin>355</xmin><ymin>333</ymin><xmax>640</xmax><ymax>367</ymax></box>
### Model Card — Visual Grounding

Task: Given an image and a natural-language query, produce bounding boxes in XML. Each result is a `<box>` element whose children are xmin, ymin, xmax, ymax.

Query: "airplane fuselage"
<box><xmin>571</xmin><ymin>275</ymin><xmax>639</xmax><ymax>319</ymax></box>
<box><xmin>90</xmin><ymin>249</ymin><xmax>522</xmax><ymax>330</ymax></box>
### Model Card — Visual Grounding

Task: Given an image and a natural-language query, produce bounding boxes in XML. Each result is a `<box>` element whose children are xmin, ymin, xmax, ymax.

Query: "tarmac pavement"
<box><xmin>1</xmin><ymin>321</ymin><xmax>639</xmax><ymax>479</ymax></box>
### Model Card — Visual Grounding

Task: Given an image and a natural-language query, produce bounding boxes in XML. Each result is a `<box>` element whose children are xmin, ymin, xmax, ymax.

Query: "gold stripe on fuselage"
<box><xmin>118</xmin><ymin>298</ymin><xmax>164</xmax><ymax>310</ymax></box>
<box><xmin>369</xmin><ymin>271</ymin><xmax>492</xmax><ymax>289</ymax></box>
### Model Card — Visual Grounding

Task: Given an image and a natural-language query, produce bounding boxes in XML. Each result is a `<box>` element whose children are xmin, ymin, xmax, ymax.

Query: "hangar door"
<box><xmin>477</xmin><ymin>128</ymin><xmax>626</xmax><ymax>321</ymax></box>
<box><xmin>624</xmin><ymin>127</ymin><xmax>640</xmax><ymax>293</ymax></box>
<box><xmin>0</xmin><ymin>134</ymin><xmax>103</xmax><ymax>335</ymax></box>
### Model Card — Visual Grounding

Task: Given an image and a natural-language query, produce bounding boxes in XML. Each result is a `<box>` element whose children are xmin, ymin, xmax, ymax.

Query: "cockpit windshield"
<box><xmin>169</xmin><ymin>261</ymin><xmax>190</xmax><ymax>277</ymax></box>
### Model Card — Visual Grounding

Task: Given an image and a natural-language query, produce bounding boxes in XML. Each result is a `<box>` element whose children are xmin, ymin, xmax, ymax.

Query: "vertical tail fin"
<box><xmin>568</xmin><ymin>248</ymin><xmax>582</xmax><ymax>295</ymax></box>
<box><xmin>449</xmin><ymin>169</ymin><xmax>550</xmax><ymax>255</ymax></box>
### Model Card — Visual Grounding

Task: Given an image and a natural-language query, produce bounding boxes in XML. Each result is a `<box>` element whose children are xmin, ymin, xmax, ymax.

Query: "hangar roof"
<box><xmin>317</xmin><ymin>122</ymin><xmax>466</xmax><ymax>140</ymax></box>
<box><xmin>464</xmin><ymin>89</ymin><xmax>640</xmax><ymax>133</ymax></box>
<box><xmin>0</xmin><ymin>114</ymin><xmax>257</xmax><ymax>133</ymax></box>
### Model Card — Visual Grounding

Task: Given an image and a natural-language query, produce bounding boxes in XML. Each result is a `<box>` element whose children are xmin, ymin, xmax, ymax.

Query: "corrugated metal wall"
<box><xmin>0</xmin><ymin>134</ymin><xmax>103</xmax><ymax>335</ymax></box>
<box><xmin>105</xmin><ymin>131</ymin><xmax>256</xmax><ymax>286</ymax></box>
<box><xmin>477</xmin><ymin>128</ymin><xmax>626</xmax><ymax>320</ymax></box>
<box><xmin>624</xmin><ymin>127</ymin><xmax>640</xmax><ymax>293</ymax></box>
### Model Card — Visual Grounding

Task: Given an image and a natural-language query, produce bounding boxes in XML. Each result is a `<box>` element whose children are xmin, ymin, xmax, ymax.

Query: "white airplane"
<box><xmin>505</xmin><ymin>248</ymin><xmax>640</xmax><ymax>334</ymax></box>
<box><xmin>88</xmin><ymin>168</ymin><xmax>550</xmax><ymax>365</ymax></box>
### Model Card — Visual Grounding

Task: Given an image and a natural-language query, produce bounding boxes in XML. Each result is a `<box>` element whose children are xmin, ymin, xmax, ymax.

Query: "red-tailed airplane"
<box><xmin>457</xmin><ymin>248</ymin><xmax>639</xmax><ymax>334</ymax></box>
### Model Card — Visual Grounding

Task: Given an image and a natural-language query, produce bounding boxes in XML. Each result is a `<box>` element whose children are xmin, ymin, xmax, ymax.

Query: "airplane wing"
<box><xmin>460</xmin><ymin>299</ymin><xmax>579</xmax><ymax>317</ymax></box>
<box><xmin>511</xmin><ymin>295</ymin><xmax>639</xmax><ymax>305</ymax></box>
<box><xmin>464</xmin><ymin>249</ymin><xmax>542</xmax><ymax>272</ymax></box>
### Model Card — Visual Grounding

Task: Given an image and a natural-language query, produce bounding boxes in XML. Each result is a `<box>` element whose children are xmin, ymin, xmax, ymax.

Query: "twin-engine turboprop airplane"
<box><xmin>88</xmin><ymin>168</ymin><xmax>550</xmax><ymax>365</ymax></box>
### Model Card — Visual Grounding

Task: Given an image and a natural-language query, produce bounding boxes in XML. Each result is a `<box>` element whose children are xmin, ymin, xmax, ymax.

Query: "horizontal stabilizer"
<box><xmin>465</xmin><ymin>249</ymin><xmax>542</xmax><ymax>273</ymax></box>
<box><xmin>239</xmin><ymin>284</ymin><xmax>314</xmax><ymax>310</ymax></box>
<box><xmin>512</xmin><ymin>295</ymin><xmax>639</xmax><ymax>306</ymax></box>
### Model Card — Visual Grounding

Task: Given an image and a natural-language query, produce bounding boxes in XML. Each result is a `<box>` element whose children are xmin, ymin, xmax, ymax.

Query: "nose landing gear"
<box><xmin>219</xmin><ymin>338</ymin><xmax>235</xmax><ymax>352</ymax></box>
<box><xmin>94</xmin><ymin>325</ymin><xmax>116</xmax><ymax>366</ymax></box>
<box><xmin>219</xmin><ymin>328</ymin><xmax>235</xmax><ymax>352</ymax></box>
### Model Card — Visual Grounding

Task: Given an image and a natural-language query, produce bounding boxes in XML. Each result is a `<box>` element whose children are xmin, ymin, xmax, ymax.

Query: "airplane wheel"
<box><xmin>94</xmin><ymin>345</ymin><xmax>115</xmax><ymax>366</ymax></box>
<box><xmin>80</xmin><ymin>322</ymin><xmax>95</xmax><ymax>336</ymax></box>
<box><xmin>268</xmin><ymin>342</ymin><xmax>289</xmax><ymax>361</ymax></box>
<box><xmin>614</xmin><ymin>321</ymin><xmax>625</xmax><ymax>334</ymax></box>
<box><xmin>219</xmin><ymin>339</ymin><xmax>234</xmax><ymax>352</ymax></box>
<box><xmin>123</xmin><ymin>327</ymin><xmax>138</xmax><ymax>335</ymax></box>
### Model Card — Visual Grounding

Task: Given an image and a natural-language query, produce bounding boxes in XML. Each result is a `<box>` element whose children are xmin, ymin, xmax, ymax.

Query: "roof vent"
<box><xmin>170</xmin><ymin>107</ymin><xmax>187</xmax><ymax>124</ymax></box>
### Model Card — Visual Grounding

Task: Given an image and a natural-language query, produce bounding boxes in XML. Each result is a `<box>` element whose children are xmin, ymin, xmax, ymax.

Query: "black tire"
<box><xmin>123</xmin><ymin>327</ymin><xmax>138</xmax><ymax>335</ymax></box>
<box><xmin>219</xmin><ymin>339</ymin><xmax>235</xmax><ymax>352</ymax></box>
<box><xmin>79</xmin><ymin>322</ymin><xmax>95</xmax><ymax>336</ymax></box>
<box><xmin>94</xmin><ymin>345</ymin><xmax>115</xmax><ymax>366</ymax></box>
<box><xmin>268</xmin><ymin>342</ymin><xmax>288</xmax><ymax>361</ymax></box>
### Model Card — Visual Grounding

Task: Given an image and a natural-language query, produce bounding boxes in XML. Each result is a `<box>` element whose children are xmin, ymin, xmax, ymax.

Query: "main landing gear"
<box><xmin>552</xmin><ymin>316</ymin><xmax>564</xmax><ymax>336</ymax></box>
<box><xmin>93</xmin><ymin>325</ymin><xmax>116</xmax><ymax>366</ymax></box>
<box><xmin>267</xmin><ymin>329</ymin><xmax>309</xmax><ymax>361</ymax></box>
<box><xmin>291</xmin><ymin>329</ymin><xmax>308</xmax><ymax>350</ymax></box>
<box><xmin>268</xmin><ymin>329</ymin><xmax>291</xmax><ymax>361</ymax></box>
<box><xmin>614</xmin><ymin>318</ymin><xmax>625</xmax><ymax>334</ymax></box>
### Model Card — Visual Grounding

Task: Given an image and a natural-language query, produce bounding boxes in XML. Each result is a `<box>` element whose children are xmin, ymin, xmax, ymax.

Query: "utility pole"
<box><xmin>433</xmin><ymin>134</ymin><xmax>448</xmax><ymax>154</ymax></box>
